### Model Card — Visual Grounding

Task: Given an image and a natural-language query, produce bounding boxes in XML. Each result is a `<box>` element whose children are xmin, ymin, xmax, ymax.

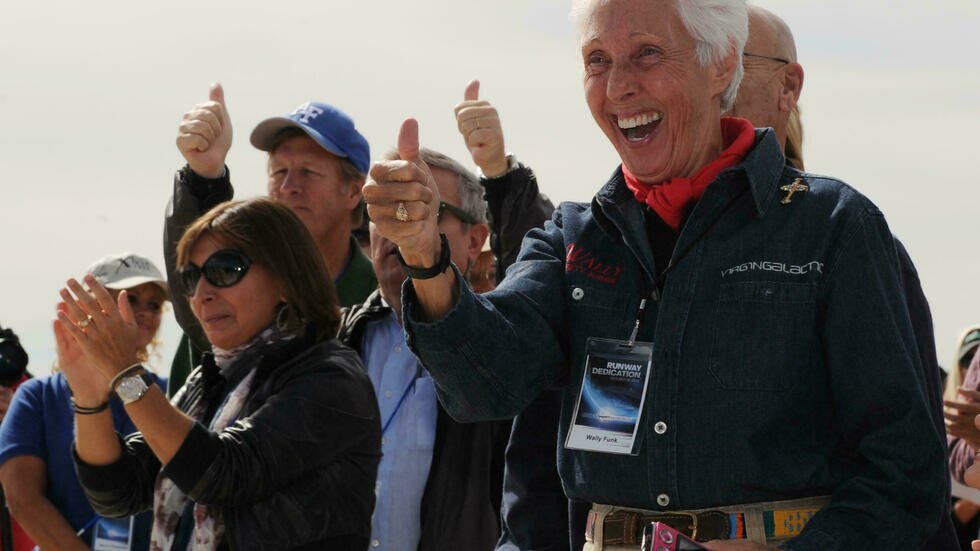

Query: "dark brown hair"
<box><xmin>176</xmin><ymin>197</ymin><xmax>341</xmax><ymax>340</ymax></box>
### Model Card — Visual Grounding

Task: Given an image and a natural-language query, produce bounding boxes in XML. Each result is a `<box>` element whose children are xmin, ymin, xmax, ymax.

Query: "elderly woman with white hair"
<box><xmin>363</xmin><ymin>0</ymin><xmax>946</xmax><ymax>549</ymax></box>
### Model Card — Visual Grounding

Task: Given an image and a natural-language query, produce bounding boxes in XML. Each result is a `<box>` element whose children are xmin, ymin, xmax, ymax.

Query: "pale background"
<box><xmin>1</xmin><ymin>0</ymin><xmax>977</xmax><ymax>378</ymax></box>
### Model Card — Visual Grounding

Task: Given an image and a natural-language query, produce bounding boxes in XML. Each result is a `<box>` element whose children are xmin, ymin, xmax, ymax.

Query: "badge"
<box><xmin>92</xmin><ymin>516</ymin><xmax>134</xmax><ymax>551</ymax></box>
<box><xmin>565</xmin><ymin>337</ymin><xmax>653</xmax><ymax>455</ymax></box>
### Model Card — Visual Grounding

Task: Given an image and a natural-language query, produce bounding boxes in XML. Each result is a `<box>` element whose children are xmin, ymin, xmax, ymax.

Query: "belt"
<box><xmin>600</xmin><ymin>510</ymin><xmax>733</xmax><ymax>545</ymax></box>
<box><xmin>591</xmin><ymin>496</ymin><xmax>830</xmax><ymax>546</ymax></box>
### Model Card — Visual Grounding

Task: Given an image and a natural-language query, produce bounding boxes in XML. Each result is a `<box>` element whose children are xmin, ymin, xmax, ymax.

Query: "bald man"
<box><xmin>730</xmin><ymin>6</ymin><xmax>803</xmax><ymax>150</ymax></box>
<box><xmin>729</xmin><ymin>6</ymin><xmax>958</xmax><ymax>551</ymax></box>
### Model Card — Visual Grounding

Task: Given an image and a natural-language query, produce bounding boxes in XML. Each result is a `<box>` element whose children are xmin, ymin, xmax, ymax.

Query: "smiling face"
<box><xmin>266</xmin><ymin>134</ymin><xmax>361</xmax><ymax>242</ymax></box>
<box><xmin>581</xmin><ymin>0</ymin><xmax>734</xmax><ymax>183</ymax></box>
<box><xmin>187</xmin><ymin>234</ymin><xmax>283</xmax><ymax>350</ymax></box>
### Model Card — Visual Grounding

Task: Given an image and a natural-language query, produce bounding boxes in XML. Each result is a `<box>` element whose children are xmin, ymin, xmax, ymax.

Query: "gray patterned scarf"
<box><xmin>149</xmin><ymin>327</ymin><xmax>286</xmax><ymax>551</ymax></box>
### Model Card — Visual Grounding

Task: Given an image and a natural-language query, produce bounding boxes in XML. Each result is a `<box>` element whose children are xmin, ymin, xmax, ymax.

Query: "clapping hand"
<box><xmin>945</xmin><ymin>389</ymin><xmax>980</xmax><ymax>449</ymax></box>
<box><xmin>56</xmin><ymin>275</ymin><xmax>141</xmax><ymax>385</ymax></box>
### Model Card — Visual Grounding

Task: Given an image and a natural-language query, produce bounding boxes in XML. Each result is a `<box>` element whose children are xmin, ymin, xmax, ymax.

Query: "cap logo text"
<box><xmin>292</xmin><ymin>103</ymin><xmax>324</xmax><ymax>124</ymax></box>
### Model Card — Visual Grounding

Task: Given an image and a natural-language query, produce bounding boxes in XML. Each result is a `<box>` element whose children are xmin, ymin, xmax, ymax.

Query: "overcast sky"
<box><xmin>2</xmin><ymin>0</ymin><xmax>978</xmax><ymax>376</ymax></box>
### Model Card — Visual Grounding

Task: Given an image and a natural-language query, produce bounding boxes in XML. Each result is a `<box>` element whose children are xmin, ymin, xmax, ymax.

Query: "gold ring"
<box><xmin>77</xmin><ymin>315</ymin><xmax>92</xmax><ymax>328</ymax></box>
<box><xmin>395</xmin><ymin>202</ymin><xmax>410</xmax><ymax>222</ymax></box>
<box><xmin>475</xmin><ymin>119</ymin><xmax>481</xmax><ymax>129</ymax></box>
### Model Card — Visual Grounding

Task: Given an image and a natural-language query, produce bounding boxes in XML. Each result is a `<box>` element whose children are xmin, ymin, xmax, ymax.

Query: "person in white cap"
<box><xmin>0</xmin><ymin>252</ymin><xmax>167</xmax><ymax>551</ymax></box>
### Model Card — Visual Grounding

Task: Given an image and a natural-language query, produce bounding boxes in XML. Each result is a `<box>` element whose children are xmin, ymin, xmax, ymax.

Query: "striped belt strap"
<box><xmin>588</xmin><ymin>496</ymin><xmax>831</xmax><ymax>545</ymax></box>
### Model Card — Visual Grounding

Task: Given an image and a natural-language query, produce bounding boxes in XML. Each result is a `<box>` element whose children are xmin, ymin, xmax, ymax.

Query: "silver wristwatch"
<box><xmin>115</xmin><ymin>372</ymin><xmax>154</xmax><ymax>404</ymax></box>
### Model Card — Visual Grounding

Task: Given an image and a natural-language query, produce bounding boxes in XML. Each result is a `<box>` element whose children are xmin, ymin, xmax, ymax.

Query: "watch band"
<box><xmin>396</xmin><ymin>233</ymin><xmax>451</xmax><ymax>280</ymax></box>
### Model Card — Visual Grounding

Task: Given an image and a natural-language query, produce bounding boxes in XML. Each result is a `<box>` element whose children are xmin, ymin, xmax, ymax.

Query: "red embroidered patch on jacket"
<box><xmin>565</xmin><ymin>243</ymin><xmax>623</xmax><ymax>285</ymax></box>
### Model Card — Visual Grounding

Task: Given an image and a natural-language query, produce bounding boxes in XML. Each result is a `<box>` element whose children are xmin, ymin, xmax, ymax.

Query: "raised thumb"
<box><xmin>397</xmin><ymin>118</ymin><xmax>421</xmax><ymax>163</ymax></box>
<box><xmin>209</xmin><ymin>82</ymin><xmax>226</xmax><ymax>106</ymax></box>
<box><xmin>464</xmin><ymin>79</ymin><xmax>480</xmax><ymax>102</ymax></box>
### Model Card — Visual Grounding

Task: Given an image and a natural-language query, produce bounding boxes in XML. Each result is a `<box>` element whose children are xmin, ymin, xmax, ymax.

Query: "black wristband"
<box><xmin>396</xmin><ymin>234</ymin><xmax>451</xmax><ymax>280</ymax></box>
<box><xmin>71</xmin><ymin>398</ymin><xmax>109</xmax><ymax>415</ymax></box>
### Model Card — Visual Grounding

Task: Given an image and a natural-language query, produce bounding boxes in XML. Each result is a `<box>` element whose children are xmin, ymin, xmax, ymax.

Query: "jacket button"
<box><xmin>654</xmin><ymin>421</ymin><xmax>667</xmax><ymax>435</ymax></box>
<box><xmin>371</xmin><ymin>539</ymin><xmax>380</xmax><ymax>547</ymax></box>
<box><xmin>657</xmin><ymin>493</ymin><xmax>670</xmax><ymax>507</ymax></box>
<box><xmin>572</xmin><ymin>287</ymin><xmax>585</xmax><ymax>300</ymax></box>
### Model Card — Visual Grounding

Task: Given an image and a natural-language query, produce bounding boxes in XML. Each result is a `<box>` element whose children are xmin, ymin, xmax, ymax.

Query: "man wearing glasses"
<box><xmin>338</xmin><ymin>148</ymin><xmax>508</xmax><ymax>551</ymax></box>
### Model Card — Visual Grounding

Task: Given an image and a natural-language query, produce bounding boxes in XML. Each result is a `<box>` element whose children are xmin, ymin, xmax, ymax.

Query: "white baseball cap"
<box><xmin>85</xmin><ymin>252</ymin><xmax>168</xmax><ymax>298</ymax></box>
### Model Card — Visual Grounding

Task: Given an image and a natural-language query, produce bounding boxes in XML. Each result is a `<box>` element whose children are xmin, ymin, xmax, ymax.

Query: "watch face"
<box><xmin>118</xmin><ymin>375</ymin><xmax>148</xmax><ymax>402</ymax></box>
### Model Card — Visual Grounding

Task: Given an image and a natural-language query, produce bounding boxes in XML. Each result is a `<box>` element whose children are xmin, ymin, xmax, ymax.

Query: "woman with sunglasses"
<box><xmin>0</xmin><ymin>253</ymin><xmax>167</xmax><ymax>551</ymax></box>
<box><xmin>58</xmin><ymin>198</ymin><xmax>381</xmax><ymax>551</ymax></box>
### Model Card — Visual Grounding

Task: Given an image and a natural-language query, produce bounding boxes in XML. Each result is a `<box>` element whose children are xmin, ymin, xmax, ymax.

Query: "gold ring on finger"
<box><xmin>395</xmin><ymin>202</ymin><xmax>411</xmax><ymax>222</ymax></box>
<box><xmin>77</xmin><ymin>314</ymin><xmax>93</xmax><ymax>328</ymax></box>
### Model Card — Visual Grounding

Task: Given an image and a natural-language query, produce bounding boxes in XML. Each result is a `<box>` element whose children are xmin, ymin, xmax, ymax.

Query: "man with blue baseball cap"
<box><xmin>164</xmin><ymin>84</ymin><xmax>377</xmax><ymax>392</ymax></box>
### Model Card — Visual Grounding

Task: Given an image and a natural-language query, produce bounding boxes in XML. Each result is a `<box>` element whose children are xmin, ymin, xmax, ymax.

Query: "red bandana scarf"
<box><xmin>623</xmin><ymin>116</ymin><xmax>755</xmax><ymax>232</ymax></box>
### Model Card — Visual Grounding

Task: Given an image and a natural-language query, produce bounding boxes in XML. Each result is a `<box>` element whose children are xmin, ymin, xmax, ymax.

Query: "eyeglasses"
<box><xmin>437</xmin><ymin>201</ymin><xmax>478</xmax><ymax>225</ymax></box>
<box><xmin>743</xmin><ymin>52</ymin><xmax>791</xmax><ymax>65</ymax></box>
<box><xmin>178</xmin><ymin>249</ymin><xmax>252</xmax><ymax>296</ymax></box>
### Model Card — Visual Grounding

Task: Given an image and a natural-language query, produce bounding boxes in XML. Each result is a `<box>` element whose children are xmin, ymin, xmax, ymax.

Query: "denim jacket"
<box><xmin>404</xmin><ymin>130</ymin><xmax>946</xmax><ymax>550</ymax></box>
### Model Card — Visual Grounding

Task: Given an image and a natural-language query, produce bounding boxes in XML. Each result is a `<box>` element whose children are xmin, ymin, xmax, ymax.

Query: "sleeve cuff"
<box><xmin>161</xmin><ymin>422</ymin><xmax>220</xmax><ymax>493</ymax></box>
<box><xmin>401</xmin><ymin>262</ymin><xmax>474</xmax><ymax>354</ymax></box>
<box><xmin>181</xmin><ymin>164</ymin><xmax>234</xmax><ymax>206</ymax></box>
<box><xmin>480</xmin><ymin>154</ymin><xmax>521</xmax><ymax>183</ymax></box>
<box><xmin>73</xmin><ymin>434</ymin><xmax>136</xmax><ymax>493</ymax></box>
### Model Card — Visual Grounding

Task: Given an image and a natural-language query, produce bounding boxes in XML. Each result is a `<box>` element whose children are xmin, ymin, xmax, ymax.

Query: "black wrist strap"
<box><xmin>71</xmin><ymin>398</ymin><xmax>109</xmax><ymax>414</ymax></box>
<box><xmin>397</xmin><ymin>234</ymin><xmax>451</xmax><ymax>280</ymax></box>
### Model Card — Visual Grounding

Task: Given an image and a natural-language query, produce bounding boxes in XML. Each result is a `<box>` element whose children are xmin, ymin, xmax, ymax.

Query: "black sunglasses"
<box><xmin>437</xmin><ymin>201</ymin><xmax>478</xmax><ymax>225</ymax></box>
<box><xmin>178</xmin><ymin>249</ymin><xmax>252</xmax><ymax>296</ymax></box>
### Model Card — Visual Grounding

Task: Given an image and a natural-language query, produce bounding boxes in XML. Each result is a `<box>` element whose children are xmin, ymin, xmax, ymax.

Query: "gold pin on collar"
<box><xmin>780</xmin><ymin>178</ymin><xmax>809</xmax><ymax>204</ymax></box>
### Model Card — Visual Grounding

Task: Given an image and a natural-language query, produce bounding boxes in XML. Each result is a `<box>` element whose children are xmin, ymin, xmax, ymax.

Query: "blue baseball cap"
<box><xmin>250</xmin><ymin>101</ymin><xmax>370</xmax><ymax>174</ymax></box>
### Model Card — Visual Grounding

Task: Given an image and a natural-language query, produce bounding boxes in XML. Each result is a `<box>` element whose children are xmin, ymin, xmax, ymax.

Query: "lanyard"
<box><xmin>76</xmin><ymin>514</ymin><xmax>99</xmax><ymax>537</ymax></box>
<box><xmin>381</xmin><ymin>374</ymin><xmax>418</xmax><ymax>435</ymax></box>
<box><xmin>627</xmin><ymin>187</ymin><xmax>749</xmax><ymax>346</ymax></box>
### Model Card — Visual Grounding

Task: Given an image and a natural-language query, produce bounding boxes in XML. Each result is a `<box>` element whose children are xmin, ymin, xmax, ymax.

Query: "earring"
<box><xmin>275</xmin><ymin>302</ymin><xmax>289</xmax><ymax>332</ymax></box>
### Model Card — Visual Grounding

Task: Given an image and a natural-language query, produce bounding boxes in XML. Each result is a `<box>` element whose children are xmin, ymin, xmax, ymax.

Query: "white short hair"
<box><xmin>571</xmin><ymin>0</ymin><xmax>748</xmax><ymax>111</ymax></box>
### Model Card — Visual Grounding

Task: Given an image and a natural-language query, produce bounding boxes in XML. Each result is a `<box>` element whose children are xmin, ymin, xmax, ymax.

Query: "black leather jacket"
<box><xmin>339</xmin><ymin>291</ymin><xmax>510</xmax><ymax>551</ymax></box>
<box><xmin>75</xmin><ymin>334</ymin><xmax>381</xmax><ymax>550</ymax></box>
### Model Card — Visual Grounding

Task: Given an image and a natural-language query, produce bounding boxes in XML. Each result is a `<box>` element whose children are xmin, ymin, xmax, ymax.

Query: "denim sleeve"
<box><xmin>403</xmin><ymin>211</ymin><xmax>569</xmax><ymax>423</ymax></box>
<box><xmin>785</xmin><ymin>208</ymin><xmax>946</xmax><ymax>550</ymax></box>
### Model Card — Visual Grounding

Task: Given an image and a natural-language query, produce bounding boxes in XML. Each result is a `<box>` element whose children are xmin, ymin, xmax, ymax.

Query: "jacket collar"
<box><xmin>734</xmin><ymin>128</ymin><xmax>785</xmax><ymax>218</ymax></box>
<box><xmin>594</xmin><ymin>127</ymin><xmax>786</xmax><ymax>222</ymax></box>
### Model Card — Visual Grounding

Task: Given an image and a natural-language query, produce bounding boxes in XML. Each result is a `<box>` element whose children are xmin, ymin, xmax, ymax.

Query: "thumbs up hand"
<box><xmin>176</xmin><ymin>83</ymin><xmax>233</xmax><ymax>179</ymax></box>
<box><xmin>454</xmin><ymin>79</ymin><xmax>508</xmax><ymax>178</ymax></box>
<box><xmin>363</xmin><ymin>118</ymin><xmax>443</xmax><ymax>268</ymax></box>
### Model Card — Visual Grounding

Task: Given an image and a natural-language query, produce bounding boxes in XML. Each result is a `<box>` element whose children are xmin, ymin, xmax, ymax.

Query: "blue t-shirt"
<box><xmin>0</xmin><ymin>371</ymin><xmax>165</xmax><ymax>548</ymax></box>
